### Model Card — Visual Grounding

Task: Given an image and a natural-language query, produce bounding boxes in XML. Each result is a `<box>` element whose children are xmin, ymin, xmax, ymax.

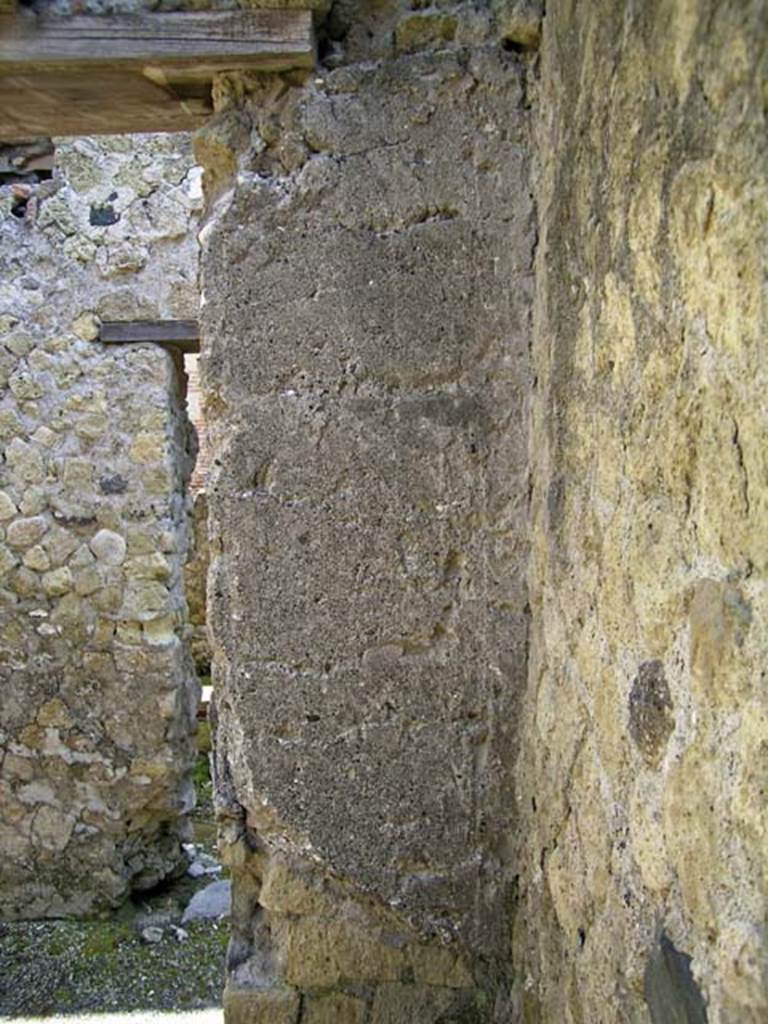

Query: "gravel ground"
<box><xmin>0</xmin><ymin>913</ymin><xmax>227</xmax><ymax>1018</ymax></box>
<box><xmin>0</xmin><ymin>751</ymin><xmax>227</xmax><ymax>1020</ymax></box>
<box><xmin>3</xmin><ymin>1013</ymin><xmax>222</xmax><ymax>1024</ymax></box>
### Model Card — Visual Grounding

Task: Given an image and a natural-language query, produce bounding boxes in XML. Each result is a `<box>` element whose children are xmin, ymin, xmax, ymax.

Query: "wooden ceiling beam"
<box><xmin>0</xmin><ymin>71</ymin><xmax>211</xmax><ymax>138</ymax></box>
<box><xmin>0</xmin><ymin>10</ymin><xmax>314</xmax><ymax>75</ymax></box>
<box><xmin>0</xmin><ymin>9</ymin><xmax>314</xmax><ymax>139</ymax></box>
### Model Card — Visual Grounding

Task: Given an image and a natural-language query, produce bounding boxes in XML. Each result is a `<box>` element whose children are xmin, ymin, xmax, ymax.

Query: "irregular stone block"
<box><xmin>371</xmin><ymin>984</ymin><xmax>480</xmax><ymax>1024</ymax></box>
<box><xmin>6</xmin><ymin>516</ymin><xmax>48</xmax><ymax>549</ymax></box>
<box><xmin>304</xmin><ymin>992</ymin><xmax>366</xmax><ymax>1024</ymax></box>
<box><xmin>282</xmin><ymin>918</ymin><xmax>404</xmax><ymax>988</ymax></box>
<box><xmin>89</xmin><ymin>528</ymin><xmax>127</xmax><ymax>566</ymax></box>
<box><xmin>223</xmin><ymin>987</ymin><xmax>300</xmax><ymax>1024</ymax></box>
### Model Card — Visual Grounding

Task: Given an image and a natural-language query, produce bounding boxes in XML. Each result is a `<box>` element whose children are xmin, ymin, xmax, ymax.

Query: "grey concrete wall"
<box><xmin>199</xmin><ymin>2</ymin><xmax>535</xmax><ymax>1017</ymax></box>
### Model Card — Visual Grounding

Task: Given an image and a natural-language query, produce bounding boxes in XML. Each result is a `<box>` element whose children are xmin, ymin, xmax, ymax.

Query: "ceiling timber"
<box><xmin>0</xmin><ymin>9</ymin><xmax>315</xmax><ymax>139</ymax></box>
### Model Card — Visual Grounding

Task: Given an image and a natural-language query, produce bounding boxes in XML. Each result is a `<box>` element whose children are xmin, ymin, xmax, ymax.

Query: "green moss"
<box><xmin>46</xmin><ymin>935</ymin><xmax>69</xmax><ymax>956</ymax></box>
<box><xmin>197</xmin><ymin>719</ymin><xmax>212</xmax><ymax>755</ymax></box>
<box><xmin>82</xmin><ymin>922</ymin><xmax>132</xmax><ymax>957</ymax></box>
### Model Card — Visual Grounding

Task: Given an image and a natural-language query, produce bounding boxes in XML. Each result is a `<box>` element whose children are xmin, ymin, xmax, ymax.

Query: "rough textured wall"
<box><xmin>0</xmin><ymin>134</ymin><xmax>203</xmax><ymax>917</ymax></box>
<box><xmin>185</xmin><ymin>489</ymin><xmax>211</xmax><ymax>676</ymax></box>
<box><xmin>199</xmin><ymin>3</ymin><xmax>535</xmax><ymax>1019</ymax></box>
<box><xmin>515</xmin><ymin>2</ymin><xmax>768</xmax><ymax>1021</ymax></box>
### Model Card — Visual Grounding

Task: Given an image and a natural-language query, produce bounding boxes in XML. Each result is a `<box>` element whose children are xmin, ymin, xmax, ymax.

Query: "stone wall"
<box><xmin>0</xmin><ymin>134</ymin><xmax>203</xmax><ymax>916</ymax></box>
<box><xmin>514</xmin><ymin>2</ymin><xmax>768</xmax><ymax>1022</ymax></box>
<box><xmin>198</xmin><ymin>2</ymin><xmax>535</xmax><ymax>1018</ymax></box>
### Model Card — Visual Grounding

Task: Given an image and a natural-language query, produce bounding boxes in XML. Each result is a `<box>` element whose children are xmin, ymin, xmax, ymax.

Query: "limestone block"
<box><xmin>408</xmin><ymin>943</ymin><xmax>474</xmax><ymax>988</ymax></box>
<box><xmin>62</xmin><ymin>457</ymin><xmax>94</xmax><ymax>492</ymax></box>
<box><xmin>258</xmin><ymin>857</ymin><xmax>332</xmax><ymax>916</ymax></box>
<box><xmin>0</xmin><ymin>493</ymin><xmax>18</xmax><ymax>520</ymax></box>
<box><xmin>143</xmin><ymin>615</ymin><xmax>178</xmax><ymax>646</ymax></box>
<box><xmin>20</xmin><ymin>486</ymin><xmax>47</xmax><ymax>516</ymax></box>
<box><xmin>43</xmin><ymin>527</ymin><xmax>78</xmax><ymax>567</ymax></box>
<box><xmin>394</xmin><ymin>13</ymin><xmax>457</xmax><ymax>54</ymax></box>
<box><xmin>50</xmin><ymin>593</ymin><xmax>83</xmax><ymax>631</ymax></box>
<box><xmin>10</xmin><ymin>567</ymin><xmax>40</xmax><ymax>598</ymax></box>
<box><xmin>116</xmin><ymin>620</ymin><xmax>142</xmax><ymax>645</ymax></box>
<box><xmin>130</xmin><ymin>432</ymin><xmax>166</xmax><ymax>464</ymax></box>
<box><xmin>6</xmin><ymin>516</ymin><xmax>48</xmax><ymax>549</ymax></box>
<box><xmin>6</xmin><ymin>439</ymin><xmax>45</xmax><ymax>484</ymax></box>
<box><xmin>122</xmin><ymin>580</ymin><xmax>170</xmax><ymax>619</ymax></box>
<box><xmin>74</xmin><ymin>566</ymin><xmax>103</xmax><ymax>596</ymax></box>
<box><xmin>370</xmin><ymin>984</ymin><xmax>478</xmax><ymax>1024</ymax></box>
<box><xmin>32</xmin><ymin>805</ymin><xmax>76</xmax><ymax>853</ymax></box>
<box><xmin>92</xmin><ymin>584</ymin><xmax>124</xmax><ymax>613</ymax></box>
<box><xmin>6</xmin><ymin>335</ymin><xmax>35</xmax><ymax>359</ymax></box>
<box><xmin>23</xmin><ymin>545</ymin><xmax>50</xmax><ymax>572</ymax></box>
<box><xmin>282</xmin><ymin>919</ymin><xmax>404</xmax><ymax>988</ymax></box>
<box><xmin>71</xmin><ymin>312</ymin><xmax>99</xmax><ymax>341</ymax></box>
<box><xmin>203</xmin><ymin>35</ymin><xmax>530</xmax><ymax>997</ymax></box>
<box><xmin>223</xmin><ymin>987</ymin><xmax>300</xmax><ymax>1024</ymax></box>
<box><xmin>303</xmin><ymin>993</ymin><xmax>366</xmax><ymax>1024</ymax></box>
<box><xmin>37</xmin><ymin>698</ymin><xmax>74</xmax><ymax>729</ymax></box>
<box><xmin>73</xmin><ymin>412</ymin><xmax>108</xmax><ymax>443</ymax></box>
<box><xmin>124</xmin><ymin>553</ymin><xmax>171</xmax><ymax>581</ymax></box>
<box><xmin>0</xmin><ymin>544</ymin><xmax>19</xmax><ymax>578</ymax></box>
<box><xmin>89</xmin><ymin>529</ymin><xmax>127</xmax><ymax>566</ymax></box>
<box><xmin>32</xmin><ymin>426</ymin><xmax>57</xmax><ymax>448</ymax></box>
<box><xmin>0</xmin><ymin>410</ymin><xmax>23</xmax><ymax>439</ymax></box>
<box><xmin>8</xmin><ymin>369</ymin><xmax>44</xmax><ymax>401</ymax></box>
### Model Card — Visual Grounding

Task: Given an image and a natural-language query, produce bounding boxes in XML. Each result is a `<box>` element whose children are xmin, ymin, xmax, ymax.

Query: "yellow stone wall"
<box><xmin>514</xmin><ymin>1</ymin><xmax>768</xmax><ymax>1020</ymax></box>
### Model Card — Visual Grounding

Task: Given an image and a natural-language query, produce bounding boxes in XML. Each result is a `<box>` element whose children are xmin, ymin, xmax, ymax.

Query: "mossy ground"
<box><xmin>0</xmin><ymin>743</ymin><xmax>226</xmax><ymax>1018</ymax></box>
<box><xmin>0</xmin><ymin>916</ymin><xmax>227</xmax><ymax>1016</ymax></box>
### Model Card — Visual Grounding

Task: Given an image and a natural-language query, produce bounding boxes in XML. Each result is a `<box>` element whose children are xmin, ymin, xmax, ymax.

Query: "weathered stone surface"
<box><xmin>201</xmin><ymin>7</ymin><xmax>532</xmax><ymax>1010</ymax></box>
<box><xmin>0</xmin><ymin>133</ymin><xmax>202</xmax><ymax>917</ymax></box>
<box><xmin>184</xmin><ymin>489</ymin><xmax>211</xmax><ymax>674</ymax></box>
<box><xmin>512</xmin><ymin>1</ymin><xmax>768</xmax><ymax>1021</ymax></box>
<box><xmin>223</xmin><ymin>987</ymin><xmax>300</xmax><ymax>1024</ymax></box>
<box><xmin>89</xmin><ymin>528</ymin><xmax>127</xmax><ymax>566</ymax></box>
<box><xmin>303</xmin><ymin>993</ymin><xmax>366</xmax><ymax>1024</ymax></box>
<box><xmin>370</xmin><ymin>983</ymin><xmax>482</xmax><ymax>1024</ymax></box>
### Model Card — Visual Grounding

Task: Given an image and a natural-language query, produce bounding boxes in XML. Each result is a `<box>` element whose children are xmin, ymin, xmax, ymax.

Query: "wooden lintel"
<box><xmin>100</xmin><ymin>320</ymin><xmax>200</xmax><ymax>354</ymax></box>
<box><xmin>0</xmin><ymin>71</ymin><xmax>211</xmax><ymax>138</ymax></box>
<box><xmin>0</xmin><ymin>10</ymin><xmax>314</xmax><ymax>75</ymax></box>
<box><xmin>0</xmin><ymin>9</ymin><xmax>314</xmax><ymax>139</ymax></box>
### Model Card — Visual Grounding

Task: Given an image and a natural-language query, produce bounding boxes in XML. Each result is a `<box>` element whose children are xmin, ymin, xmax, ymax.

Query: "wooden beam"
<box><xmin>0</xmin><ymin>9</ymin><xmax>314</xmax><ymax>139</ymax></box>
<box><xmin>0</xmin><ymin>10</ymin><xmax>314</xmax><ymax>77</ymax></box>
<box><xmin>100</xmin><ymin>320</ymin><xmax>200</xmax><ymax>354</ymax></box>
<box><xmin>0</xmin><ymin>71</ymin><xmax>210</xmax><ymax>137</ymax></box>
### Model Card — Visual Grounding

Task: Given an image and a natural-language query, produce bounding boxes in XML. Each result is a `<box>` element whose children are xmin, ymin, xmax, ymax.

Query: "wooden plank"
<box><xmin>0</xmin><ymin>10</ymin><xmax>314</xmax><ymax>77</ymax></box>
<box><xmin>100</xmin><ymin>320</ymin><xmax>200</xmax><ymax>354</ymax></box>
<box><xmin>0</xmin><ymin>70</ymin><xmax>211</xmax><ymax>138</ymax></box>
